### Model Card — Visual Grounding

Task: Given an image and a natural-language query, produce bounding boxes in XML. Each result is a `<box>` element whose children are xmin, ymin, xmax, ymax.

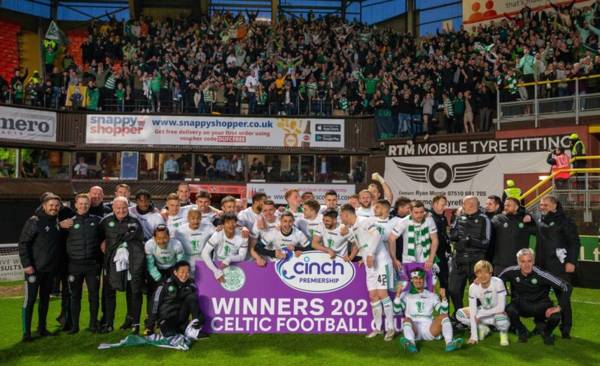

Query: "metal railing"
<box><xmin>522</xmin><ymin>156</ymin><xmax>600</xmax><ymax>223</ymax></box>
<box><xmin>496</xmin><ymin>74</ymin><xmax>600</xmax><ymax>127</ymax></box>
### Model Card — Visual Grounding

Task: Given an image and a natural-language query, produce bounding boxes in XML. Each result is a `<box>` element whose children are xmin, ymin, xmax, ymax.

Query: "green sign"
<box><xmin>529</xmin><ymin>235</ymin><xmax>600</xmax><ymax>263</ymax></box>
<box><xmin>579</xmin><ymin>235</ymin><xmax>600</xmax><ymax>263</ymax></box>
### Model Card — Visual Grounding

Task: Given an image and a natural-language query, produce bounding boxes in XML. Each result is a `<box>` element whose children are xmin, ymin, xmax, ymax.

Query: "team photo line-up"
<box><xmin>19</xmin><ymin>176</ymin><xmax>579</xmax><ymax>352</ymax></box>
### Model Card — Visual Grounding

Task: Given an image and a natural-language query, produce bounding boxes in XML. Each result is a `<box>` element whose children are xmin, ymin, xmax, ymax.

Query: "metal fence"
<box><xmin>497</xmin><ymin>76</ymin><xmax>600</xmax><ymax>128</ymax></box>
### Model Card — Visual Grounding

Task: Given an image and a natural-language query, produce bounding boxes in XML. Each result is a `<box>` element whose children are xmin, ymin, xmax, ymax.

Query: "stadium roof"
<box><xmin>0</xmin><ymin>0</ymin><xmax>463</xmax><ymax>34</ymax></box>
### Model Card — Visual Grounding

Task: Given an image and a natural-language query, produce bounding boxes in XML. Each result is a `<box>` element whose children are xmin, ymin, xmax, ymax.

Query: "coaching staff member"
<box><xmin>448</xmin><ymin>196</ymin><xmax>491</xmax><ymax>316</ymax></box>
<box><xmin>536</xmin><ymin>195</ymin><xmax>580</xmax><ymax>339</ymax></box>
<box><xmin>99</xmin><ymin>196</ymin><xmax>145</xmax><ymax>334</ymax></box>
<box><xmin>500</xmin><ymin>248</ymin><xmax>572</xmax><ymax>345</ymax></box>
<box><xmin>65</xmin><ymin>193</ymin><xmax>103</xmax><ymax>334</ymax></box>
<box><xmin>19</xmin><ymin>193</ymin><xmax>63</xmax><ymax>342</ymax></box>
<box><xmin>491</xmin><ymin>197</ymin><xmax>536</xmax><ymax>275</ymax></box>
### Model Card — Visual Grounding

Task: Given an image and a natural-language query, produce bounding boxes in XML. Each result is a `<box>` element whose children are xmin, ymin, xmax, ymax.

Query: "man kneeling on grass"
<box><xmin>394</xmin><ymin>268</ymin><xmax>464</xmax><ymax>353</ymax></box>
<box><xmin>145</xmin><ymin>260</ymin><xmax>207</xmax><ymax>339</ymax></box>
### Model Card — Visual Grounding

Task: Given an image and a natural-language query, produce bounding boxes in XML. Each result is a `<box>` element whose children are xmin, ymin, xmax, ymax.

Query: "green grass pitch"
<box><xmin>0</xmin><ymin>287</ymin><xmax>599</xmax><ymax>366</ymax></box>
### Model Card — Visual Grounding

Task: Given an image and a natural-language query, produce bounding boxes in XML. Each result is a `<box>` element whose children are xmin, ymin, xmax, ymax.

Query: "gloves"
<box><xmin>185</xmin><ymin>319</ymin><xmax>201</xmax><ymax>340</ymax></box>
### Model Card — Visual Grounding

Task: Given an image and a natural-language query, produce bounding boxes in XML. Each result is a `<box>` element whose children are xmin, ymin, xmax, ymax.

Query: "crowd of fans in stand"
<box><xmin>3</xmin><ymin>2</ymin><xmax>600</xmax><ymax>137</ymax></box>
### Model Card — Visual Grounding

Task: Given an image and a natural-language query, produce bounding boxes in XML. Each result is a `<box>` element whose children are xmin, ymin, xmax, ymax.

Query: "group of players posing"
<box><xmin>21</xmin><ymin>177</ymin><xmax>572</xmax><ymax>352</ymax></box>
<box><xmin>139</xmin><ymin>184</ymin><xmax>531</xmax><ymax>353</ymax></box>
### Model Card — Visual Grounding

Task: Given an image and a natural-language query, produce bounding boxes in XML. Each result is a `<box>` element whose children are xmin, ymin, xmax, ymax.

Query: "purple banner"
<box><xmin>196</xmin><ymin>251</ymin><xmax>433</xmax><ymax>334</ymax></box>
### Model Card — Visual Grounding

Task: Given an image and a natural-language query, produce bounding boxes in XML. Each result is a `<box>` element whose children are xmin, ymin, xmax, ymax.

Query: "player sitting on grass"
<box><xmin>394</xmin><ymin>268</ymin><xmax>464</xmax><ymax>353</ymax></box>
<box><xmin>456</xmin><ymin>260</ymin><xmax>510</xmax><ymax>346</ymax></box>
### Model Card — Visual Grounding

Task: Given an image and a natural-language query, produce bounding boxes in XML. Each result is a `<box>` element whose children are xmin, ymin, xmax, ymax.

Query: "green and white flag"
<box><xmin>98</xmin><ymin>334</ymin><xmax>192</xmax><ymax>351</ymax></box>
<box><xmin>474</xmin><ymin>42</ymin><xmax>494</xmax><ymax>53</ymax></box>
<box><xmin>45</xmin><ymin>20</ymin><xmax>67</xmax><ymax>45</ymax></box>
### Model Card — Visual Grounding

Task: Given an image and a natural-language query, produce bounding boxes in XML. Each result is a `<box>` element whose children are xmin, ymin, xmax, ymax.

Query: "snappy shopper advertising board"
<box><xmin>384</xmin><ymin>135</ymin><xmax>571</xmax><ymax>207</ymax></box>
<box><xmin>86</xmin><ymin>115</ymin><xmax>344</xmax><ymax>148</ymax></box>
<box><xmin>246</xmin><ymin>183</ymin><xmax>355</xmax><ymax>204</ymax></box>
<box><xmin>195</xmin><ymin>251</ymin><xmax>404</xmax><ymax>334</ymax></box>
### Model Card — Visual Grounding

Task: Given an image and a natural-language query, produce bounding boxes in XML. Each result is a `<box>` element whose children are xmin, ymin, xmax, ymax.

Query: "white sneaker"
<box><xmin>500</xmin><ymin>332</ymin><xmax>509</xmax><ymax>346</ymax></box>
<box><xmin>365</xmin><ymin>330</ymin><xmax>383</xmax><ymax>339</ymax></box>
<box><xmin>384</xmin><ymin>329</ymin><xmax>395</xmax><ymax>341</ymax></box>
<box><xmin>478</xmin><ymin>324</ymin><xmax>490</xmax><ymax>340</ymax></box>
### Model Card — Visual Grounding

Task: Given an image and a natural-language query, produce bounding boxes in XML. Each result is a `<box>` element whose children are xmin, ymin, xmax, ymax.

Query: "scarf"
<box><xmin>406</xmin><ymin>216</ymin><xmax>431</xmax><ymax>262</ymax></box>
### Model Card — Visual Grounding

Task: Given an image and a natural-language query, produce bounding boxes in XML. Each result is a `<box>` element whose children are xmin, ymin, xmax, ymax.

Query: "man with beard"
<box><xmin>491</xmin><ymin>197</ymin><xmax>536</xmax><ymax>275</ymax></box>
<box><xmin>19</xmin><ymin>194</ymin><xmax>63</xmax><ymax>342</ymax></box>
<box><xmin>535</xmin><ymin>195</ymin><xmax>580</xmax><ymax>339</ymax></box>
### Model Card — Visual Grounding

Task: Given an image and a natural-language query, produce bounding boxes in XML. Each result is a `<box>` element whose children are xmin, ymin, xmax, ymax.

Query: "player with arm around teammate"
<box><xmin>455</xmin><ymin>260</ymin><xmax>510</xmax><ymax>346</ymax></box>
<box><xmin>341</xmin><ymin>204</ymin><xmax>396</xmax><ymax>342</ymax></box>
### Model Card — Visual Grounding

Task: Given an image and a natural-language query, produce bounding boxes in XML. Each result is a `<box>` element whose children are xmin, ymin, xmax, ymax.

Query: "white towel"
<box><xmin>114</xmin><ymin>246</ymin><xmax>130</xmax><ymax>272</ymax></box>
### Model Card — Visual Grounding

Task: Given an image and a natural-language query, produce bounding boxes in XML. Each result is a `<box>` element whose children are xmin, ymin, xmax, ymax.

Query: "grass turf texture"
<box><xmin>0</xmin><ymin>288</ymin><xmax>599</xmax><ymax>366</ymax></box>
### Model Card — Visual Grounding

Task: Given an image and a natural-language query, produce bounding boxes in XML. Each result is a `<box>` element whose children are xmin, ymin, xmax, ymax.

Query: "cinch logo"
<box><xmin>275</xmin><ymin>250</ymin><xmax>355</xmax><ymax>293</ymax></box>
<box><xmin>88</xmin><ymin>115</ymin><xmax>145</xmax><ymax>136</ymax></box>
<box><xmin>393</xmin><ymin>157</ymin><xmax>495</xmax><ymax>189</ymax></box>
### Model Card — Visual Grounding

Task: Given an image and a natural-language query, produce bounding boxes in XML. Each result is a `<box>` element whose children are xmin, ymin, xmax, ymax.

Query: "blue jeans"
<box><xmin>410</xmin><ymin>114</ymin><xmax>423</xmax><ymax>138</ymax></box>
<box><xmin>247</xmin><ymin>92</ymin><xmax>256</xmax><ymax>114</ymax></box>
<box><xmin>398</xmin><ymin>113</ymin><xmax>411</xmax><ymax>135</ymax></box>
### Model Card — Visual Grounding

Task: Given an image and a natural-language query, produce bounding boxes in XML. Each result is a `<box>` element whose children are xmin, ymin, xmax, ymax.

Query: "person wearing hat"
<box><xmin>35</xmin><ymin>192</ymin><xmax>75</xmax><ymax>332</ymax></box>
<box><xmin>502</xmin><ymin>179</ymin><xmax>522</xmax><ymax>205</ymax></box>
<box><xmin>19</xmin><ymin>193</ymin><xmax>63</xmax><ymax>342</ymax></box>
<box><xmin>394</xmin><ymin>267</ymin><xmax>464</xmax><ymax>353</ymax></box>
<box><xmin>569</xmin><ymin>133</ymin><xmax>586</xmax><ymax>189</ymax></box>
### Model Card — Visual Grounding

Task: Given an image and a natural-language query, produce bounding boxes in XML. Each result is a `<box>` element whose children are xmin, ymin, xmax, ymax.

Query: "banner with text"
<box><xmin>246</xmin><ymin>183</ymin><xmax>355</xmax><ymax>204</ymax></box>
<box><xmin>0</xmin><ymin>106</ymin><xmax>57</xmax><ymax>142</ymax></box>
<box><xmin>463</xmin><ymin>0</ymin><xmax>593</xmax><ymax>28</ymax></box>
<box><xmin>0</xmin><ymin>254</ymin><xmax>22</xmax><ymax>281</ymax></box>
<box><xmin>385</xmin><ymin>135</ymin><xmax>571</xmax><ymax>207</ymax></box>
<box><xmin>86</xmin><ymin>115</ymin><xmax>344</xmax><ymax>148</ymax></box>
<box><xmin>195</xmin><ymin>251</ymin><xmax>402</xmax><ymax>334</ymax></box>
